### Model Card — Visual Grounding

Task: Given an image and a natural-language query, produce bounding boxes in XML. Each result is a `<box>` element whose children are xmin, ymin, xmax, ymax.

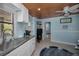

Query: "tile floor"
<box><xmin>32</xmin><ymin>39</ymin><xmax>79</xmax><ymax>56</ymax></box>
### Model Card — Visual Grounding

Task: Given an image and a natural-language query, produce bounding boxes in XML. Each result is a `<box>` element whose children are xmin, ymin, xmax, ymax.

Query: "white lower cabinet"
<box><xmin>6</xmin><ymin>37</ymin><xmax>36</xmax><ymax>56</ymax></box>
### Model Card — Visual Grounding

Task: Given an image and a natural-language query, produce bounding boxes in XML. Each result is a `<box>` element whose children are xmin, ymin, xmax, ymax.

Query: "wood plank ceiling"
<box><xmin>23</xmin><ymin>3</ymin><xmax>78</xmax><ymax>19</ymax></box>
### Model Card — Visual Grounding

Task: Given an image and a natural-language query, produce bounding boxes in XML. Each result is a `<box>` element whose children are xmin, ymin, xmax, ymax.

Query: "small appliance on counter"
<box><xmin>24</xmin><ymin>30</ymin><xmax>31</xmax><ymax>37</ymax></box>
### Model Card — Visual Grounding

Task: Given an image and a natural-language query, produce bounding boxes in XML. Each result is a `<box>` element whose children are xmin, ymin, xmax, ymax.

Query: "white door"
<box><xmin>44</xmin><ymin>22</ymin><xmax>51</xmax><ymax>41</ymax></box>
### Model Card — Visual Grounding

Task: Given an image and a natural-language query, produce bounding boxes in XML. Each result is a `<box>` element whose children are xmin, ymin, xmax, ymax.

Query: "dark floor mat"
<box><xmin>40</xmin><ymin>46</ymin><xmax>74</xmax><ymax>56</ymax></box>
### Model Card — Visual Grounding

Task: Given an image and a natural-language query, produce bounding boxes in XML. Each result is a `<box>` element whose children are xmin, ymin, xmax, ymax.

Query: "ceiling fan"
<box><xmin>56</xmin><ymin>4</ymin><xmax>79</xmax><ymax>16</ymax></box>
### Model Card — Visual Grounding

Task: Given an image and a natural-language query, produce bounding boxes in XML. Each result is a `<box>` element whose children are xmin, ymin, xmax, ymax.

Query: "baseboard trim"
<box><xmin>51</xmin><ymin>40</ymin><xmax>76</xmax><ymax>46</ymax></box>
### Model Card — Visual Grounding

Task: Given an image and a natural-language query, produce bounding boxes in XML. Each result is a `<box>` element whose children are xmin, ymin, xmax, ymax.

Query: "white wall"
<box><xmin>29</xmin><ymin>15</ymin><xmax>37</xmax><ymax>36</ymax></box>
<box><xmin>14</xmin><ymin>14</ymin><xmax>37</xmax><ymax>38</ymax></box>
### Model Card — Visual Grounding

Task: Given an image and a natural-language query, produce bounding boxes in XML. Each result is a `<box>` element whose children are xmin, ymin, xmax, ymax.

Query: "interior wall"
<box><xmin>14</xmin><ymin>14</ymin><xmax>37</xmax><ymax>38</ymax></box>
<box><xmin>45</xmin><ymin>22</ymin><xmax>51</xmax><ymax>34</ymax></box>
<box><xmin>29</xmin><ymin>15</ymin><xmax>37</xmax><ymax>36</ymax></box>
<box><xmin>32</xmin><ymin>17</ymin><xmax>37</xmax><ymax>36</ymax></box>
<box><xmin>14</xmin><ymin>12</ymin><xmax>28</xmax><ymax>38</ymax></box>
<box><xmin>51</xmin><ymin>15</ymin><xmax>79</xmax><ymax>45</ymax></box>
<box><xmin>39</xmin><ymin>14</ymin><xmax>79</xmax><ymax>45</ymax></box>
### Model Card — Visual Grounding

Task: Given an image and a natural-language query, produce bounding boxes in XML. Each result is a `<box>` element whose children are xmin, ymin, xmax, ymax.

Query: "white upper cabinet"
<box><xmin>16</xmin><ymin>9</ymin><xmax>29</xmax><ymax>23</ymax></box>
<box><xmin>23</xmin><ymin>8</ymin><xmax>29</xmax><ymax>23</ymax></box>
<box><xmin>0</xmin><ymin>3</ymin><xmax>29</xmax><ymax>23</ymax></box>
<box><xmin>12</xmin><ymin>3</ymin><xmax>29</xmax><ymax>23</ymax></box>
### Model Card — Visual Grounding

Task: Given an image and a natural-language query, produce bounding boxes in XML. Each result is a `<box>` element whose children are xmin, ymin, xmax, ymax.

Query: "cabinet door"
<box><xmin>17</xmin><ymin>10</ymin><xmax>23</xmax><ymax>22</ymax></box>
<box><xmin>17</xmin><ymin>9</ymin><xmax>29</xmax><ymax>23</ymax></box>
<box><xmin>6</xmin><ymin>41</ymin><xmax>29</xmax><ymax>56</ymax></box>
<box><xmin>6</xmin><ymin>37</ymin><xmax>36</xmax><ymax>56</ymax></box>
<box><xmin>23</xmin><ymin>9</ymin><xmax>29</xmax><ymax>23</ymax></box>
<box><xmin>27</xmin><ymin>37</ymin><xmax>36</xmax><ymax>55</ymax></box>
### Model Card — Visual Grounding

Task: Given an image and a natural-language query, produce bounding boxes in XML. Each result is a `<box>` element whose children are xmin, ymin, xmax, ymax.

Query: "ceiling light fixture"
<box><xmin>38</xmin><ymin>8</ymin><xmax>41</xmax><ymax>11</ymax></box>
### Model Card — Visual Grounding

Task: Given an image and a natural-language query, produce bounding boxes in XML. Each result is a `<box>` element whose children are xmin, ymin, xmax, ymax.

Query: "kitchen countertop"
<box><xmin>0</xmin><ymin>36</ymin><xmax>35</xmax><ymax>56</ymax></box>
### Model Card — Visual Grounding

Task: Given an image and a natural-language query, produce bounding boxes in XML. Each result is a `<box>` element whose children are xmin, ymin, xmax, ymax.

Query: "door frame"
<box><xmin>43</xmin><ymin>21</ymin><xmax>52</xmax><ymax>41</ymax></box>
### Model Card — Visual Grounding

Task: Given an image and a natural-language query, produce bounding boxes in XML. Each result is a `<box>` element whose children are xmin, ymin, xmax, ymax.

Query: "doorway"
<box><xmin>44</xmin><ymin>22</ymin><xmax>51</xmax><ymax>41</ymax></box>
<box><xmin>36</xmin><ymin>21</ymin><xmax>43</xmax><ymax>42</ymax></box>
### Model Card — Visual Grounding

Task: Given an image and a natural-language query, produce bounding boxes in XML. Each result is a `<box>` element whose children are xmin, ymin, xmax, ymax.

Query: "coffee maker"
<box><xmin>24</xmin><ymin>30</ymin><xmax>31</xmax><ymax>37</ymax></box>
